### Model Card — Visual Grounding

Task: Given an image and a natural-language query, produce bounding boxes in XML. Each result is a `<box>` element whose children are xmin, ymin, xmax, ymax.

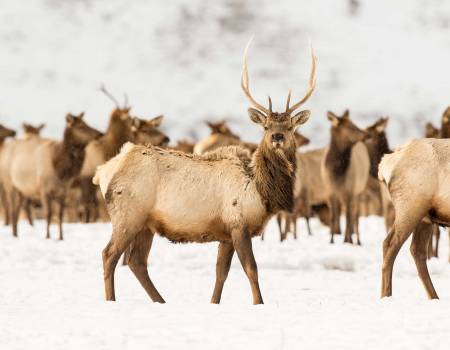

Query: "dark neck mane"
<box><xmin>251</xmin><ymin>143</ymin><xmax>296</xmax><ymax>214</ymax></box>
<box><xmin>53</xmin><ymin>129</ymin><xmax>87</xmax><ymax>181</ymax></box>
<box><xmin>325</xmin><ymin>134</ymin><xmax>353</xmax><ymax>179</ymax></box>
<box><xmin>368</xmin><ymin>133</ymin><xmax>391</xmax><ymax>177</ymax></box>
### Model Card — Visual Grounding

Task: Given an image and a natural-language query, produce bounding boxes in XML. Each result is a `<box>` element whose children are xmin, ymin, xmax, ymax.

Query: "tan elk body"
<box><xmin>379</xmin><ymin>138</ymin><xmax>450</xmax><ymax>299</ymax></box>
<box><xmin>321</xmin><ymin>110</ymin><xmax>370</xmax><ymax>244</ymax></box>
<box><xmin>93</xmin><ymin>40</ymin><xmax>317</xmax><ymax>304</ymax></box>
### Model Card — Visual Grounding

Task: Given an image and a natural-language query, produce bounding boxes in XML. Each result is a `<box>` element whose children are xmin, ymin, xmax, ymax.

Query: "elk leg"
<box><xmin>275</xmin><ymin>213</ymin><xmax>283</xmax><ymax>241</ymax></box>
<box><xmin>410</xmin><ymin>226</ymin><xmax>439</xmax><ymax>299</ymax></box>
<box><xmin>329</xmin><ymin>197</ymin><xmax>340</xmax><ymax>244</ymax></box>
<box><xmin>2</xmin><ymin>187</ymin><xmax>10</xmax><ymax>226</ymax></box>
<box><xmin>381</xmin><ymin>212</ymin><xmax>423</xmax><ymax>298</ymax></box>
<box><xmin>122</xmin><ymin>246</ymin><xmax>131</xmax><ymax>266</ymax></box>
<box><xmin>293</xmin><ymin>216</ymin><xmax>298</xmax><ymax>239</ymax></box>
<box><xmin>344</xmin><ymin>197</ymin><xmax>353</xmax><ymax>244</ymax></box>
<box><xmin>354</xmin><ymin>197</ymin><xmax>361</xmax><ymax>245</ymax></box>
<box><xmin>232</xmin><ymin>230</ymin><xmax>263</xmax><ymax>304</ymax></box>
<box><xmin>128</xmin><ymin>229</ymin><xmax>165</xmax><ymax>303</ymax></box>
<box><xmin>11</xmin><ymin>191</ymin><xmax>23</xmax><ymax>237</ymax></box>
<box><xmin>102</xmin><ymin>227</ymin><xmax>138</xmax><ymax>301</ymax></box>
<box><xmin>57</xmin><ymin>197</ymin><xmax>65</xmax><ymax>240</ymax></box>
<box><xmin>211</xmin><ymin>241</ymin><xmax>235</xmax><ymax>304</ymax></box>
<box><xmin>433</xmin><ymin>225</ymin><xmax>439</xmax><ymax>258</ymax></box>
<box><xmin>24</xmin><ymin>200</ymin><xmax>33</xmax><ymax>226</ymax></box>
<box><xmin>41</xmin><ymin>195</ymin><xmax>52</xmax><ymax>239</ymax></box>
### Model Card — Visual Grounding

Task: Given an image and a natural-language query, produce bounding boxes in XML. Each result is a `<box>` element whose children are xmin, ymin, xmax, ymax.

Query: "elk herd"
<box><xmin>1</xmin><ymin>40</ymin><xmax>450</xmax><ymax>304</ymax></box>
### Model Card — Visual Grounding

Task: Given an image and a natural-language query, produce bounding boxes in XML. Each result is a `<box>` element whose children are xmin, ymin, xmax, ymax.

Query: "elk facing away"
<box><xmin>93</xmin><ymin>40</ymin><xmax>317</xmax><ymax>304</ymax></box>
<box><xmin>321</xmin><ymin>110</ymin><xmax>370</xmax><ymax>244</ymax></box>
<box><xmin>378</xmin><ymin>138</ymin><xmax>450</xmax><ymax>299</ymax></box>
<box><xmin>1</xmin><ymin>113</ymin><xmax>102</xmax><ymax>238</ymax></box>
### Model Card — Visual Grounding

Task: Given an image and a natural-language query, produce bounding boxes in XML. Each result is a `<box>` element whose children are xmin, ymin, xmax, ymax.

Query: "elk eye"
<box><xmin>288</xmin><ymin>127</ymin><xmax>293</xmax><ymax>131</ymax></box>
<box><xmin>264</xmin><ymin>126</ymin><xmax>268</xmax><ymax>130</ymax></box>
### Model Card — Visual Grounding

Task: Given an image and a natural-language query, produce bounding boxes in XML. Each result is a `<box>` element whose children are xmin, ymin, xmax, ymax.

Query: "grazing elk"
<box><xmin>0</xmin><ymin>124</ymin><xmax>17</xmax><ymax>226</ymax></box>
<box><xmin>2</xmin><ymin>113</ymin><xmax>102</xmax><ymax>238</ymax></box>
<box><xmin>321</xmin><ymin>110</ymin><xmax>370</xmax><ymax>244</ymax></box>
<box><xmin>93</xmin><ymin>40</ymin><xmax>317</xmax><ymax>304</ymax></box>
<box><xmin>379</xmin><ymin>138</ymin><xmax>450</xmax><ymax>299</ymax></box>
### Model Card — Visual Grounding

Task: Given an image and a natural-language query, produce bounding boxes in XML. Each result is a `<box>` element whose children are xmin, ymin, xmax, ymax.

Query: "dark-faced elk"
<box><xmin>1</xmin><ymin>113</ymin><xmax>102</xmax><ymax>238</ymax></box>
<box><xmin>93</xmin><ymin>39</ymin><xmax>317</xmax><ymax>304</ymax></box>
<box><xmin>321</xmin><ymin>110</ymin><xmax>370</xmax><ymax>244</ymax></box>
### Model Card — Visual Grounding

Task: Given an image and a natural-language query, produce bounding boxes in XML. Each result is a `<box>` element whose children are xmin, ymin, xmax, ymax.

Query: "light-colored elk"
<box><xmin>22</xmin><ymin>123</ymin><xmax>45</xmax><ymax>140</ymax></box>
<box><xmin>379</xmin><ymin>138</ymin><xmax>450</xmax><ymax>299</ymax></box>
<box><xmin>1</xmin><ymin>113</ymin><xmax>102</xmax><ymax>238</ymax></box>
<box><xmin>321</xmin><ymin>110</ymin><xmax>370</xmax><ymax>244</ymax></box>
<box><xmin>93</xmin><ymin>39</ymin><xmax>317</xmax><ymax>304</ymax></box>
<box><xmin>79</xmin><ymin>86</ymin><xmax>169</xmax><ymax>222</ymax></box>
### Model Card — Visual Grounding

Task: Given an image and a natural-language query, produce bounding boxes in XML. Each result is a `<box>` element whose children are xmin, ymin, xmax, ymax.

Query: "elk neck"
<box><xmin>441</xmin><ymin>122</ymin><xmax>450</xmax><ymax>138</ymax></box>
<box><xmin>251</xmin><ymin>141</ymin><xmax>297</xmax><ymax>214</ymax></box>
<box><xmin>103</xmin><ymin>114</ymin><xmax>131</xmax><ymax>158</ymax></box>
<box><xmin>325</xmin><ymin>132</ymin><xmax>355</xmax><ymax>179</ymax></box>
<box><xmin>53</xmin><ymin>128</ymin><xmax>87</xmax><ymax>181</ymax></box>
<box><xmin>368</xmin><ymin>132</ymin><xmax>391</xmax><ymax>178</ymax></box>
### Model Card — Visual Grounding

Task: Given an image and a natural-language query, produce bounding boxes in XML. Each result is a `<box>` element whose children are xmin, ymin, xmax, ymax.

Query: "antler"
<box><xmin>241</xmin><ymin>38</ymin><xmax>270</xmax><ymax>115</ymax></box>
<box><xmin>286</xmin><ymin>46</ymin><xmax>317</xmax><ymax>114</ymax></box>
<box><xmin>99</xmin><ymin>84</ymin><xmax>120</xmax><ymax>108</ymax></box>
<box><xmin>123</xmin><ymin>93</ymin><xmax>129</xmax><ymax>109</ymax></box>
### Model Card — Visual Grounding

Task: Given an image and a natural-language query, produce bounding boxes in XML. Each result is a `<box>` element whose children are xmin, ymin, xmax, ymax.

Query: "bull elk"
<box><xmin>321</xmin><ymin>110</ymin><xmax>370</xmax><ymax>244</ymax></box>
<box><xmin>1</xmin><ymin>113</ymin><xmax>102</xmax><ymax>238</ymax></box>
<box><xmin>379</xmin><ymin>138</ymin><xmax>450</xmax><ymax>299</ymax></box>
<box><xmin>93</xmin><ymin>39</ymin><xmax>317</xmax><ymax>304</ymax></box>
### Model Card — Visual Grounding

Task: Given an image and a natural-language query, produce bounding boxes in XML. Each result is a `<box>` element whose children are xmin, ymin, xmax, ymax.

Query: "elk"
<box><xmin>440</xmin><ymin>106</ymin><xmax>450</xmax><ymax>138</ymax></box>
<box><xmin>93</xmin><ymin>40</ymin><xmax>317</xmax><ymax>304</ymax></box>
<box><xmin>321</xmin><ymin>110</ymin><xmax>370</xmax><ymax>244</ymax></box>
<box><xmin>172</xmin><ymin>139</ymin><xmax>196</xmax><ymax>153</ymax></box>
<box><xmin>425</xmin><ymin>122</ymin><xmax>439</xmax><ymax>138</ymax></box>
<box><xmin>2</xmin><ymin>113</ymin><xmax>102</xmax><ymax>238</ymax></box>
<box><xmin>22</xmin><ymin>123</ymin><xmax>45</xmax><ymax>139</ymax></box>
<box><xmin>79</xmin><ymin>86</ymin><xmax>169</xmax><ymax>222</ymax></box>
<box><xmin>0</xmin><ymin>124</ymin><xmax>16</xmax><ymax>226</ymax></box>
<box><xmin>379</xmin><ymin>138</ymin><xmax>450</xmax><ymax>299</ymax></box>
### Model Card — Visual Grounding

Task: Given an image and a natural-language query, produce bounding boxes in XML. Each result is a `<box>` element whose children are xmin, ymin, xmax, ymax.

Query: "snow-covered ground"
<box><xmin>1</xmin><ymin>217</ymin><xmax>449</xmax><ymax>349</ymax></box>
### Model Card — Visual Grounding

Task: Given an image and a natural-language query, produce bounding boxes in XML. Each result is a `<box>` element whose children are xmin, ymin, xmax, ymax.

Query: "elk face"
<box><xmin>206</xmin><ymin>121</ymin><xmax>240</xmax><ymax>138</ymax></box>
<box><xmin>66</xmin><ymin>112</ymin><xmax>103</xmax><ymax>146</ymax></box>
<box><xmin>130</xmin><ymin>115</ymin><xmax>170</xmax><ymax>147</ymax></box>
<box><xmin>241</xmin><ymin>38</ymin><xmax>316</xmax><ymax>152</ymax></box>
<box><xmin>110</xmin><ymin>107</ymin><xmax>131</xmax><ymax>123</ymax></box>
<box><xmin>0</xmin><ymin>124</ymin><xmax>16</xmax><ymax>140</ymax></box>
<box><xmin>22</xmin><ymin>123</ymin><xmax>45</xmax><ymax>136</ymax></box>
<box><xmin>327</xmin><ymin>110</ymin><xmax>366</xmax><ymax>144</ymax></box>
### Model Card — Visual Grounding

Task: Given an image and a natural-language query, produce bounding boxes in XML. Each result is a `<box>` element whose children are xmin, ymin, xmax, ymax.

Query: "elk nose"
<box><xmin>272</xmin><ymin>133</ymin><xmax>284</xmax><ymax>142</ymax></box>
<box><xmin>163</xmin><ymin>136</ymin><xmax>170</xmax><ymax>144</ymax></box>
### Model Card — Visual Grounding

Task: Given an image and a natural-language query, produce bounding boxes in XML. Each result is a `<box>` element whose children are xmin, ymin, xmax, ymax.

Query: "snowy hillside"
<box><xmin>0</xmin><ymin>217</ymin><xmax>449</xmax><ymax>349</ymax></box>
<box><xmin>1</xmin><ymin>0</ymin><xmax>450</xmax><ymax>147</ymax></box>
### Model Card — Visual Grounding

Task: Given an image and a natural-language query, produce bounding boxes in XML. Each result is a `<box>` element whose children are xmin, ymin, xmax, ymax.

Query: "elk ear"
<box><xmin>66</xmin><ymin>114</ymin><xmax>75</xmax><ymax>127</ymax></box>
<box><xmin>342</xmin><ymin>109</ymin><xmax>350</xmax><ymax>119</ymax></box>
<box><xmin>294</xmin><ymin>132</ymin><xmax>310</xmax><ymax>147</ymax></box>
<box><xmin>327</xmin><ymin>111</ymin><xmax>339</xmax><ymax>127</ymax></box>
<box><xmin>248</xmin><ymin>108</ymin><xmax>267</xmax><ymax>125</ymax></box>
<box><xmin>79</xmin><ymin>112</ymin><xmax>85</xmax><ymax>119</ymax></box>
<box><xmin>292</xmin><ymin>110</ymin><xmax>310</xmax><ymax>128</ymax></box>
<box><xmin>148</xmin><ymin>115</ymin><xmax>164</xmax><ymax>128</ymax></box>
<box><xmin>22</xmin><ymin>123</ymin><xmax>28</xmax><ymax>130</ymax></box>
<box><xmin>37</xmin><ymin>123</ymin><xmax>46</xmax><ymax>131</ymax></box>
<box><xmin>375</xmin><ymin>118</ymin><xmax>389</xmax><ymax>132</ymax></box>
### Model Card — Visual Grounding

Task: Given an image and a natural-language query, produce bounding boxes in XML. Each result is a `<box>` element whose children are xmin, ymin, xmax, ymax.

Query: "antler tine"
<box><xmin>268</xmin><ymin>96</ymin><xmax>273</xmax><ymax>114</ymax></box>
<box><xmin>241</xmin><ymin>38</ymin><xmax>270</xmax><ymax>115</ymax></box>
<box><xmin>285</xmin><ymin>89</ymin><xmax>292</xmax><ymax>113</ymax></box>
<box><xmin>287</xmin><ymin>45</ymin><xmax>317</xmax><ymax>114</ymax></box>
<box><xmin>99</xmin><ymin>84</ymin><xmax>120</xmax><ymax>108</ymax></box>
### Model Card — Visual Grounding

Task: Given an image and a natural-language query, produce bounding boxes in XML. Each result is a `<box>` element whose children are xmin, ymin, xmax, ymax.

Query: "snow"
<box><xmin>1</xmin><ymin>216</ymin><xmax>449</xmax><ymax>349</ymax></box>
<box><xmin>1</xmin><ymin>0</ymin><xmax>450</xmax><ymax>147</ymax></box>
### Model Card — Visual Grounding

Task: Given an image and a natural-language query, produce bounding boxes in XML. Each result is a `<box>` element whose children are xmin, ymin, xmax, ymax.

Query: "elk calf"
<box><xmin>93</xmin><ymin>40</ymin><xmax>316</xmax><ymax>304</ymax></box>
<box><xmin>378</xmin><ymin>138</ymin><xmax>450</xmax><ymax>299</ymax></box>
<box><xmin>321</xmin><ymin>110</ymin><xmax>370</xmax><ymax>244</ymax></box>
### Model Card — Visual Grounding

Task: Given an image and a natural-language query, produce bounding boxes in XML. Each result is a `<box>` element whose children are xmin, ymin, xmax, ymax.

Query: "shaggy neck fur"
<box><xmin>251</xmin><ymin>142</ymin><xmax>296</xmax><ymax>214</ymax></box>
<box><xmin>368</xmin><ymin>133</ymin><xmax>391</xmax><ymax>178</ymax></box>
<box><xmin>53</xmin><ymin>129</ymin><xmax>87</xmax><ymax>181</ymax></box>
<box><xmin>103</xmin><ymin>114</ymin><xmax>131</xmax><ymax>159</ymax></box>
<box><xmin>325</xmin><ymin>133</ymin><xmax>353</xmax><ymax>179</ymax></box>
<box><xmin>441</xmin><ymin>123</ymin><xmax>450</xmax><ymax>139</ymax></box>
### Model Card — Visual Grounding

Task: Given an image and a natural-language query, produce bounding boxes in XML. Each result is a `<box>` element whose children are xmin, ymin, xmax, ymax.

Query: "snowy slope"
<box><xmin>1</xmin><ymin>0</ymin><xmax>450</xmax><ymax>147</ymax></box>
<box><xmin>0</xmin><ymin>217</ymin><xmax>449</xmax><ymax>349</ymax></box>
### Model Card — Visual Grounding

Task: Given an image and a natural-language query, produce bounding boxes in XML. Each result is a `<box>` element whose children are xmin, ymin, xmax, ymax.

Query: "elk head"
<box><xmin>65</xmin><ymin>112</ymin><xmax>103</xmax><ymax>146</ymax></box>
<box><xmin>425</xmin><ymin>122</ymin><xmax>439</xmax><ymax>138</ymax></box>
<box><xmin>130</xmin><ymin>115</ymin><xmax>170</xmax><ymax>146</ymax></box>
<box><xmin>327</xmin><ymin>110</ymin><xmax>366</xmax><ymax>144</ymax></box>
<box><xmin>294</xmin><ymin>132</ymin><xmax>310</xmax><ymax>148</ymax></box>
<box><xmin>241</xmin><ymin>39</ymin><xmax>316</xmax><ymax>152</ymax></box>
<box><xmin>364</xmin><ymin>117</ymin><xmax>389</xmax><ymax>140</ymax></box>
<box><xmin>0</xmin><ymin>124</ymin><xmax>16</xmax><ymax>141</ymax></box>
<box><xmin>206</xmin><ymin>120</ymin><xmax>240</xmax><ymax>139</ymax></box>
<box><xmin>100</xmin><ymin>84</ymin><xmax>132</xmax><ymax>123</ymax></box>
<box><xmin>22</xmin><ymin>123</ymin><xmax>45</xmax><ymax>136</ymax></box>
